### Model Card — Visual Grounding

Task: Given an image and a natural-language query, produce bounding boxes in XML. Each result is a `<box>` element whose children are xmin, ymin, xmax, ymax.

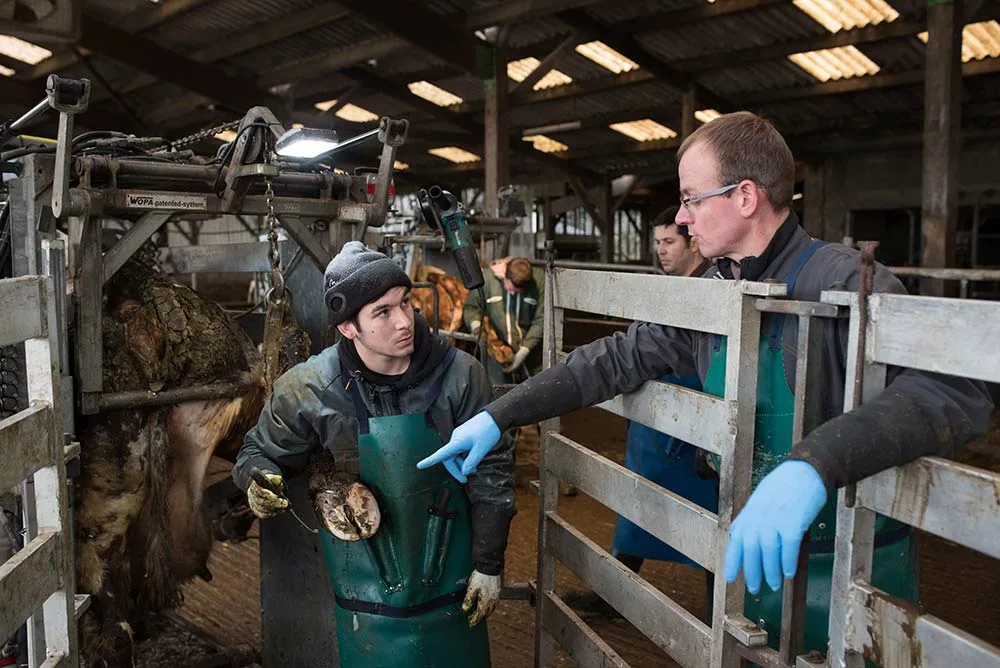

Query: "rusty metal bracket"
<box><xmin>846</xmin><ymin>240</ymin><xmax>879</xmax><ymax>507</ymax></box>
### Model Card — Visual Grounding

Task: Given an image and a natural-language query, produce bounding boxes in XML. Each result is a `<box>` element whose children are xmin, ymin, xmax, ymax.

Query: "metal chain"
<box><xmin>264</xmin><ymin>176</ymin><xmax>284</xmax><ymax>304</ymax></box>
<box><xmin>0</xmin><ymin>346</ymin><xmax>19</xmax><ymax>419</ymax></box>
<box><xmin>161</xmin><ymin>119</ymin><xmax>241</xmax><ymax>151</ymax></box>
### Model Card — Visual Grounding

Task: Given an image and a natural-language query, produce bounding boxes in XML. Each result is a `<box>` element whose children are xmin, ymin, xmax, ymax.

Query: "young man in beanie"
<box><xmin>463</xmin><ymin>256</ymin><xmax>545</xmax><ymax>384</ymax></box>
<box><xmin>233</xmin><ymin>241</ymin><xmax>515</xmax><ymax>668</ymax></box>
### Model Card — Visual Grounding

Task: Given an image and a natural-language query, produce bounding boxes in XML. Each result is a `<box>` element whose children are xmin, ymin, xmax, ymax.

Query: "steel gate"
<box><xmin>534</xmin><ymin>262</ymin><xmax>844</xmax><ymax>668</ymax></box>
<box><xmin>824</xmin><ymin>290</ymin><xmax>1000</xmax><ymax>668</ymax></box>
<box><xmin>0</xmin><ymin>276</ymin><xmax>79</xmax><ymax>667</ymax></box>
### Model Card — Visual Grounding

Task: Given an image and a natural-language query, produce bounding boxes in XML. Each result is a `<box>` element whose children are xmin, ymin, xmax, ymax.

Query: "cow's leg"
<box><xmin>165</xmin><ymin>397</ymin><xmax>250</xmax><ymax>581</ymax></box>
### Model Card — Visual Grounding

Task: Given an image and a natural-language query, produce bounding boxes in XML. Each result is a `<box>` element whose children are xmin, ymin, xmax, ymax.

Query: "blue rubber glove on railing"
<box><xmin>417</xmin><ymin>411</ymin><xmax>502</xmax><ymax>483</ymax></box>
<box><xmin>723</xmin><ymin>460</ymin><xmax>828</xmax><ymax>595</ymax></box>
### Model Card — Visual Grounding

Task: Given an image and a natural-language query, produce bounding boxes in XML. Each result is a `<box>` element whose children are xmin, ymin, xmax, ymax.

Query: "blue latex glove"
<box><xmin>724</xmin><ymin>460</ymin><xmax>827</xmax><ymax>595</ymax></box>
<box><xmin>417</xmin><ymin>411</ymin><xmax>502</xmax><ymax>483</ymax></box>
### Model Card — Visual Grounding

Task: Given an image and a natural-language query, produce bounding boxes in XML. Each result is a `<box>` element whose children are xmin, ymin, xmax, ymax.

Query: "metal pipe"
<box><xmin>412</xmin><ymin>281</ymin><xmax>440</xmax><ymax>334</ymax></box>
<box><xmin>886</xmin><ymin>266</ymin><xmax>1000</xmax><ymax>281</ymax></box>
<box><xmin>441</xmin><ymin>330</ymin><xmax>480</xmax><ymax>343</ymax></box>
<box><xmin>386</xmin><ymin>235</ymin><xmax>446</xmax><ymax>247</ymax></box>
<box><xmin>846</xmin><ymin>240</ymin><xmax>879</xmax><ymax>508</ymax></box>
<box><xmin>39</xmin><ymin>240</ymin><xmax>69</xmax><ymax>372</ymax></box>
<box><xmin>528</xmin><ymin>258</ymin><xmax>659</xmax><ymax>274</ymax></box>
<box><xmin>325</xmin><ymin>127</ymin><xmax>379</xmax><ymax>156</ymax></box>
<box><xmin>8</xmin><ymin>98</ymin><xmax>50</xmax><ymax>133</ymax></box>
<box><xmin>77</xmin><ymin>157</ymin><xmax>337</xmax><ymax>189</ymax></box>
<box><xmin>95</xmin><ymin>373</ymin><xmax>260</xmax><ymax>412</ymax></box>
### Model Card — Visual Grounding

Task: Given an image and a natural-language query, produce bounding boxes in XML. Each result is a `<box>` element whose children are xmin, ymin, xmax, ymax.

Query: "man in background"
<box><xmin>464</xmin><ymin>256</ymin><xmax>545</xmax><ymax>384</ymax></box>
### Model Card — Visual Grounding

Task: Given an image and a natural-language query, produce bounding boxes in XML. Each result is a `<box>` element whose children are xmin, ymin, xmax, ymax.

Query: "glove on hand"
<box><xmin>723</xmin><ymin>460</ymin><xmax>827</xmax><ymax>594</ymax></box>
<box><xmin>503</xmin><ymin>346</ymin><xmax>531</xmax><ymax>373</ymax></box>
<box><xmin>462</xmin><ymin>570</ymin><xmax>502</xmax><ymax>627</ymax></box>
<box><xmin>247</xmin><ymin>471</ymin><xmax>289</xmax><ymax>519</ymax></box>
<box><xmin>416</xmin><ymin>411</ymin><xmax>501</xmax><ymax>483</ymax></box>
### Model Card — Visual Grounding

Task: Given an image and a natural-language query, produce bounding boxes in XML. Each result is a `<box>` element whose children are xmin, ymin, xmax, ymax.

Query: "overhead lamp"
<box><xmin>275</xmin><ymin>127</ymin><xmax>340</xmax><ymax>158</ymax></box>
<box><xmin>0</xmin><ymin>64</ymin><xmax>14</xmax><ymax>77</ymax></box>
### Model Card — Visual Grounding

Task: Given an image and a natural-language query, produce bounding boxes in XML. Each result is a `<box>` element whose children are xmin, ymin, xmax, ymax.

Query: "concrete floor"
<box><xmin>171</xmin><ymin>406</ymin><xmax>1000</xmax><ymax>667</ymax></box>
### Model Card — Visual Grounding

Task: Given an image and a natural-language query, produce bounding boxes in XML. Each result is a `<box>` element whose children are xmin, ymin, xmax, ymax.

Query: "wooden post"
<box><xmin>682</xmin><ymin>86</ymin><xmax>697</xmax><ymax>140</ymax></box>
<box><xmin>803</xmin><ymin>163</ymin><xmax>826</xmax><ymax>239</ymax></box>
<box><xmin>920</xmin><ymin>0</ymin><xmax>963</xmax><ymax>296</ymax></box>
<box><xmin>485</xmin><ymin>27</ymin><xmax>511</xmax><ymax>218</ymax></box>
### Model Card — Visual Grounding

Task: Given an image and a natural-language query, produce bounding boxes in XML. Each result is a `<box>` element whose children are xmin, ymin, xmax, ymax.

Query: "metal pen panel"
<box><xmin>856</xmin><ymin>456</ymin><xmax>1000</xmax><ymax>560</ymax></box>
<box><xmin>596</xmin><ymin>380</ymin><xmax>729</xmax><ymax>455</ymax></box>
<box><xmin>540</xmin><ymin>592</ymin><xmax>630</xmax><ymax>668</ymax></box>
<box><xmin>550</xmin><ymin>268</ymin><xmax>785</xmax><ymax>336</ymax></box>
<box><xmin>0</xmin><ymin>403</ymin><xmax>54</xmax><ymax>492</ymax></box>
<box><xmin>546</xmin><ymin>513</ymin><xmax>713</xmax><ymax>668</ymax></box>
<box><xmin>866</xmin><ymin>293</ymin><xmax>1000</xmax><ymax>383</ymax></box>
<box><xmin>0</xmin><ymin>277</ymin><xmax>47</xmax><ymax>347</ymax></box>
<box><xmin>846</xmin><ymin>581</ymin><xmax>1000</xmax><ymax>668</ymax></box>
<box><xmin>545</xmin><ymin>433</ymin><xmax>718</xmax><ymax>571</ymax></box>
<box><xmin>917</xmin><ymin>612</ymin><xmax>1000</xmax><ymax>667</ymax></box>
<box><xmin>0</xmin><ymin>532</ymin><xmax>61</xmax><ymax>642</ymax></box>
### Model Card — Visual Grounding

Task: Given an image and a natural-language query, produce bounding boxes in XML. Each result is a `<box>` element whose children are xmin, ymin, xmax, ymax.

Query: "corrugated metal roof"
<box><xmin>638</xmin><ymin>4</ymin><xmax>829</xmax><ymax>62</ymax></box>
<box><xmin>219</xmin><ymin>18</ymin><xmax>384</xmax><ymax>73</ymax></box>
<box><xmin>586</xmin><ymin>0</ymin><xmax>703</xmax><ymax>24</ymax></box>
<box><xmin>508</xmin><ymin>80</ymin><xmax>679</xmax><ymax>128</ymax></box>
<box><xmin>154</xmin><ymin>0</ymin><xmax>322</xmax><ymax>52</ymax></box>
<box><xmin>24</xmin><ymin>0</ymin><xmax>992</xmax><ymax>180</ymax></box>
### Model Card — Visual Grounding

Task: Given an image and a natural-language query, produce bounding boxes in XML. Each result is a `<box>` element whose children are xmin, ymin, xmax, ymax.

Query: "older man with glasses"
<box><xmin>419</xmin><ymin>111</ymin><xmax>993</xmax><ymax>657</ymax></box>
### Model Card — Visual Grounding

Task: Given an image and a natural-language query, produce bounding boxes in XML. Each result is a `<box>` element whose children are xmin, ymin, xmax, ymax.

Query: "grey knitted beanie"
<box><xmin>323</xmin><ymin>241</ymin><xmax>412</xmax><ymax>325</ymax></box>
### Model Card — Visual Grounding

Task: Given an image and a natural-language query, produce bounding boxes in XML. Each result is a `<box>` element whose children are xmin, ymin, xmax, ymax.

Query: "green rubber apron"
<box><xmin>319</xmin><ymin>347</ymin><xmax>491</xmax><ymax>667</ymax></box>
<box><xmin>704</xmin><ymin>241</ymin><xmax>917</xmax><ymax>656</ymax></box>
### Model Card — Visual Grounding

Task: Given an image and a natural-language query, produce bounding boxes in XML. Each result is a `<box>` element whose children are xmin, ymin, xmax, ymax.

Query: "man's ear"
<box><xmin>337</xmin><ymin>320</ymin><xmax>359</xmax><ymax>340</ymax></box>
<box><xmin>688</xmin><ymin>235</ymin><xmax>701</xmax><ymax>256</ymax></box>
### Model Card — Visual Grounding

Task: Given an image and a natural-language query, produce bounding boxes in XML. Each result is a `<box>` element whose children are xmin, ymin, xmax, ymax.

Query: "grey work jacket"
<box><xmin>234</xmin><ymin>343</ymin><xmax>517</xmax><ymax>571</ymax></box>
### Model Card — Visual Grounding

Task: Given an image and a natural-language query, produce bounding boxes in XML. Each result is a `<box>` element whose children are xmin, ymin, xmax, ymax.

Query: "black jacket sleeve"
<box><xmin>451</xmin><ymin>355</ymin><xmax>517</xmax><ymax>575</ymax></box>
<box><xmin>232</xmin><ymin>368</ymin><xmax>324</xmax><ymax>492</ymax></box>
<box><xmin>787</xmin><ymin>258</ymin><xmax>994</xmax><ymax>488</ymax></box>
<box><xmin>485</xmin><ymin>320</ymin><xmax>698</xmax><ymax>432</ymax></box>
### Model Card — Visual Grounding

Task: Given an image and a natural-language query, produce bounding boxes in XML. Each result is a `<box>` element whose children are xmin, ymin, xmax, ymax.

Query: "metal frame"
<box><xmin>0</xmin><ymin>276</ymin><xmax>81</xmax><ymax>668</ymax></box>
<box><xmin>11</xmin><ymin>110</ymin><xmax>408</xmax><ymax>415</ymax></box>
<box><xmin>824</xmin><ymin>289</ymin><xmax>1000</xmax><ymax>668</ymax></box>
<box><xmin>535</xmin><ymin>263</ymin><xmax>839</xmax><ymax>668</ymax></box>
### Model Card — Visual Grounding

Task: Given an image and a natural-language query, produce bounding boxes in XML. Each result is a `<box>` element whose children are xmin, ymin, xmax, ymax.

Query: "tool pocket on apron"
<box><xmin>420</xmin><ymin>488</ymin><xmax>457</xmax><ymax>586</ymax></box>
<box><xmin>364</xmin><ymin>522</ymin><xmax>404</xmax><ymax>593</ymax></box>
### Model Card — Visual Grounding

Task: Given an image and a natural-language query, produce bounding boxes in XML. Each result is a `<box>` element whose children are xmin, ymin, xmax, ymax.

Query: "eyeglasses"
<box><xmin>680</xmin><ymin>183</ymin><xmax>738</xmax><ymax>212</ymax></box>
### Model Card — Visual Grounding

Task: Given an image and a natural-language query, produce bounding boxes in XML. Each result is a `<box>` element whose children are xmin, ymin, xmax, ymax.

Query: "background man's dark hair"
<box><xmin>651</xmin><ymin>205</ymin><xmax>691</xmax><ymax>244</ymax></box>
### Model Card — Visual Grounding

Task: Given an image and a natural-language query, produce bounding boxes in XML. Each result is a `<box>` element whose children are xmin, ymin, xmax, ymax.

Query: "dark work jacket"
<box><xmin>234</xmin><ymin>319</ymin><xmax>516</xmax><ymax>574</ymax></box>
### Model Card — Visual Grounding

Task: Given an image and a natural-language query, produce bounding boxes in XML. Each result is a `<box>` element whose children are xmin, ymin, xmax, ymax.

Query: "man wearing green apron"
<box><xmin>463</xmin><ymin>256</ymin><xmax>545</xmax><ymax>384</ymax></box>
<box><xmin>234</xmin><ymin>242</ymin><xmax>516</xmax><ymax>667</ymax></box>
<box><xmin>419</xmin><ymin>112</ymin><xmax>993</xmax><ymax>657</ymax></box>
